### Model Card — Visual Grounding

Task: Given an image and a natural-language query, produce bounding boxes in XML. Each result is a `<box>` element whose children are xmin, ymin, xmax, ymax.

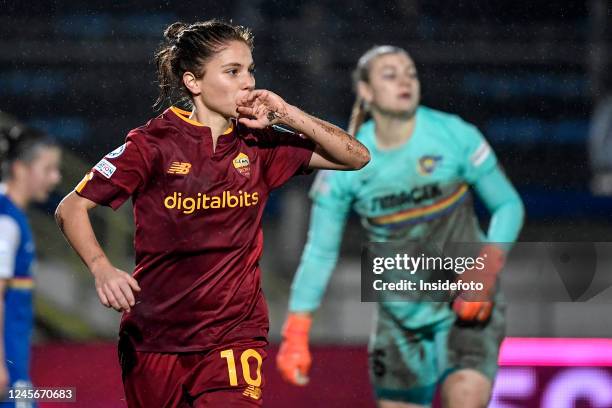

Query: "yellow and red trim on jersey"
<box><xmin>75</xmin><ymin>171</ymin><xmax>94</xmax><ymax>193</ymax></box>
<box><xmin>170</xmin><ymin>107</ymin><xmax>233</xmax><ymax>134</ymax></box>
<box><xmin>369</xmin><ymin>184</ymin><xmax>469</xmax><ymax>228</ymax></box>
<box><xmin>7</xmin><ymin>277</ymin><xmax>34</xmax><ymax>290</ymax></box>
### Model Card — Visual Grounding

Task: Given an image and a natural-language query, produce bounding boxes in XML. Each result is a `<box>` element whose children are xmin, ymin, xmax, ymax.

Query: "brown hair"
<box><xmin>348</xmin><ymin>45</ymin><xmax>411</xmax><ymax>135</ymax></box>
<box><xmin>154</xmin><ymin>20</ymin><xmax>254</xmax><ymax>108</ymax></box>
<box><xmin>0</xmin><ymin>125</ymin><xmax>57</xmax><ymax>181</ymax></box>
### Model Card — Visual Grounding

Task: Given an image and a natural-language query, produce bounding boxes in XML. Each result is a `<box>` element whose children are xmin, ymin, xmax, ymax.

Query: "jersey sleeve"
<box><xmin>456</xmin><ymin>119</ymin><xmax>498</xmax><ymax>184</ymax></box>
<box><xmin>288</xmin><ymin>170</ymin><xmax>354</xmax><ymax>312</ymax></box>
<box><xmin>309</xmin><ymin>168</ymin><xmax>355</xmax><ymax>211</ymax></box>
<box><xmin>473</xmin><ymin>166</ymin><xmax>525</xmax><ymax>246</ymax></box>
<box><xmin>259</xmin><ymin>126</ymin><xmax>316</xmax><ymax>189</ymax></box>
<box><xmin>75</xmin><ymin>131</ymin><xmax>152</xmax><ymax>210</ymax></box>
<box><xmin>0</xmin><ymin>215</ymin><xmax>20</xmax><ymax>279</ymax></box>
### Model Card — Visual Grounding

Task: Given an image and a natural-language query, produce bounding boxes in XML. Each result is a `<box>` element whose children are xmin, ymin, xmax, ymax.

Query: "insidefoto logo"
<box><xmin>164</xmin><ymin>191</ymin><xmax>259</xmax><ymax>214</ymax></box>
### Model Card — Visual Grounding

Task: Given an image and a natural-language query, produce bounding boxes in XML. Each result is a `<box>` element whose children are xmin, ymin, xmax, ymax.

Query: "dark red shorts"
<box><xmin>118</xmin><ymin>337</ymin><xmax>267</xmax><ymax>408</ymax></box>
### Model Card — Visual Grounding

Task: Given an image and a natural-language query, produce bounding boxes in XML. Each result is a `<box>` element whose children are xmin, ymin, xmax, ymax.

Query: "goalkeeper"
<box><xmin>277</xmin><ymin>46</ymin><xmax>524</xmax><ymax>408</ymax></box>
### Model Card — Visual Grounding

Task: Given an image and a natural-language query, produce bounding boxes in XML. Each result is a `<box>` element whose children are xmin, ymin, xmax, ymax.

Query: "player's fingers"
<box><xmin>96</xmin><ymin>287</ymin><xmax>111</xmax><ymax>308</ymax></box>
<box><xmin>254</xmin><ymin>104</ymin><xmax>268</xmax><ymax>118</ymax></box>
<box><xmin>238</xmin><ymin>117</ymin><xmax>253</xmax><ymax>126</ymax></box>
<box><xmin>452</xmin><ymin>299</ymin><xmax>461</xmax><ymax>314</ymax></box>
<box><xmin>115</xmin><ymin>268</ymin><xmax>140</xmax><ymax>292</ymax></box>
<box><xmin>236</xmin><ymin>97</ymin><xmax>252</xmax><ymax>107</ymax></box>
<box><xmin>465</xmin><ymin>303</ymin><xmax>479</xmax><ymax>320</ymax></box>
<box><xmin>127</xmin><ymin>275</ymin><xmax>141</xmax><ymax>292</ymax></box>
<box><xmin>118</xmin><ymin>280</ymin><xmax>136</xmax><ymax>307</ymax></box>
<box><xmin>294</xmin><ymin>369</ymin><xmax>309</xmax><ymax>386</ymax></box>
<box><xmin>236</xmin><ymin>106</ymin><xmax>255</xmax><ymax>116</ymax></box>
<box><xmin>281</xmin><ymin>365</ymin><xmax>300</xmax><ymax>385</ymax></box>
<box><xmin>453</xmin><ymin>299</ymin><xmax>470</xmax><ymax>319</ymax></box>
<box><xmin>296</xmin><ymin>353</ymin><xmax>312</xmax><ymax>374</ymax></box>
<box><xmin>236</xmin><ymin>95</ymin><xmax>249</xmax><ymax>105</ymax></box>
<box><xmin>238</xmin><ymin>92</ymin><xmax>255</xmax><ymax>105</ymax></box>
<box><xmin>109</xmin><ymin>283</ymin><xmax>130</xmax><ymax>312</ymax></box>
<box><xmin>238</xmin><ymin>117</ymin><xmax>266</xmax><ymax>128</ymax></box>
<box><xmin>276</xmin><ymin>352</ymin><xmax>297</xmax><ymax>384</ymax></box>
<box><xmin>477</xmin><ymin>303</ymin><xmax>493</xmax><ymax>322</ymax></box>
<box><xmin>245</xmin><ymin>89</ymin><xmax>263</xmax><ymax>102</ymax></box>
<box><xmin>455</xmin><ymin>300</ymin><xmax>478</xmax><ymax>320</ymax></box>
<box><xmin>104</xmin><ymin>286</ymin><xmax>122</xmax><ymax>311</ymax></box>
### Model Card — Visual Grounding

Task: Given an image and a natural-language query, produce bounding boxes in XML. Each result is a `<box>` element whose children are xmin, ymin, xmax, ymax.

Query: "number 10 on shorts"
<box><xmin>220</xmin><ymin>349</ymin><xmax>263</xmax><ymax>387</ymax></box>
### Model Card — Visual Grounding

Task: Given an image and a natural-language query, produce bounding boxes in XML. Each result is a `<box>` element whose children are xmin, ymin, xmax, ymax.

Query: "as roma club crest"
<box><xmin>233</xmin><ymin>152</ymin><xmax>251</xmax><ymax>178</ymax></box>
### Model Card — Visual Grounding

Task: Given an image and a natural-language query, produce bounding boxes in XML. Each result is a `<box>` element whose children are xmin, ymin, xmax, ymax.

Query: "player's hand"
<box><xmin>276</xmin><ymin>313</ymin><xmax>312</xmax><ymax>386</ymax></box>
<box><xmin>91</xmin><ymin>261</ymin><xmax>141</xmax><ymax>313</ymax></box>
<box><xmin>236</xmin><ymin>89</ymin><xmax>289</xmax><ymax>128</ymax></box>
<box><xmin>0</xmin><ymin>363</ymin><xmax>8</xmax><ymax>398</ymax></box>
<box><xmin>452</xmin><ymin>244</ymin><xmax>505</xmax><ymax>322</ymax></box>
<box><xmin>452</xmin><ymin>299</ymin><xmax>493</xmax><ymax>322</ymax></box>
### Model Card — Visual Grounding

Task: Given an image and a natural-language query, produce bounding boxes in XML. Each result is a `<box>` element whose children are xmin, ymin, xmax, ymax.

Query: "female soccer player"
<box><xmin>54</xmin><ymin>20</ymin><xmax>369</xmax><ymax>407</ymax></box>
<box><xmin>277</xmin><ymin>46</ymin><xmax>524</xmax><ymax>408</ymax></box>
<box><xmin>0</xmin><ymin>125</ymin><xmax>61</xmax><ymax>406</ymax></box>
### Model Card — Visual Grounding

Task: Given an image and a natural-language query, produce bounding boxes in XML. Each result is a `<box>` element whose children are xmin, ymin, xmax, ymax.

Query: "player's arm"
<box><xmin>0</xmin><ymin>278</ymin><xmax>8</xmax><ymax>394</ymax></box>
<box><xmin>458</xmin><ymin>120</ymin><xmax>525</xmax><ymax>248</ymax></box>
<box><xmin>277</xmin><ymin>203</ymin><xmax>349</xmax><ymax>385</ymax></box>
<box><xmin>454</xmin><ymin>166</ymin><xmax>524</xmax><ymax>321</ymax></box>
<box><xmin>277</xmin><ymin>172</ymin><xmax>352</xmax><ymax>385</ymax></box>
<box><xmin>236</xmin><ymin>90</ymin><xmax>370</xmax><ymax>170</ymax></box>
<box><xmin>474</xmin><ymin>166</ymin><xmax>525</xmax><ymax>245</ymax></box>
<box><xmin>0</xmin><ymin>216</ymin><xmax>19</xmax><ymax>394</ymax></box>
<box><xmin>453</xmin><ymin>119</ymin><xmax>525</xmax><ymax>321</ymax></box>
<box><xmin>55</xmin><ymin>192</ymin><xmax>140</xmax><ymax>312</ymax></box>
<box><xmin>288</xmin><ymin>202</ymin><xmax>349</xmax><ymax>313</ymax></box>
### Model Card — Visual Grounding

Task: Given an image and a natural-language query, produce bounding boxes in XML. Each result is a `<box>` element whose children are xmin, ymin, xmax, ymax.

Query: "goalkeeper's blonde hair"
<box><xmin>348</xmin><ymin>45</ymin><xmax>411</xmax><ymax>136</ymax></box>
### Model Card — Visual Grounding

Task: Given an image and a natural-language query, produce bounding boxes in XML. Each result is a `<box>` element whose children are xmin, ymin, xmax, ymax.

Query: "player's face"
<box><xmin>24</xmin><ymin>147</ymin><xmax>62</xmax><ymax>202</ymax></box>
<box><xmin>361</xmin><ymin>53</ymin><xmax>420</xmax><ymax>118</ymax></box>
<box><xmin>196</xmin><ymin>41</ymin><xmax>256</xmax><ymax>119</ymax></box>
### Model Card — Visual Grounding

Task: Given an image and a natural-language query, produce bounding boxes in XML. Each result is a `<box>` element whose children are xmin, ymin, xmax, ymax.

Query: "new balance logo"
<box><xmin>242</xmin><ymin>385</ymin><xmax>262</xmax><ymax>400</ymax></box>
<box><xmin>167</xmin><ymin>162</ymin><xmax>192</xmax><ymax>175</ymax></box>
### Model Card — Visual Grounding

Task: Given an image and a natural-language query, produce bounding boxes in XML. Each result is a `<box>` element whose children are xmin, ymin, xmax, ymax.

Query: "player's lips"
<box><xmin>398</xmin><ymin>92</ymin><xmax>412</xmax><ymax>100</ymax></box>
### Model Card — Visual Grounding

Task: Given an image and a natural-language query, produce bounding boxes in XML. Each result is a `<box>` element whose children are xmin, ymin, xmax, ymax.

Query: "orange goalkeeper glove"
<box><xmin>452</xmin><ymin>244</ymin><xmax>505</xmax><ymax>322</ymax></box>
<box><xmin>276</xmin><ymin>313</ymin><xmax>312</xmax><ymax>386</ymax></box>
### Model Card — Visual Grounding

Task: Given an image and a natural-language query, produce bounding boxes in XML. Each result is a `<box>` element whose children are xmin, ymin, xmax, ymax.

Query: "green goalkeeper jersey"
<box><xmin>289</xmin><ymin>106</ymin><xmax>524</xmax><ymax>329</ymax></box>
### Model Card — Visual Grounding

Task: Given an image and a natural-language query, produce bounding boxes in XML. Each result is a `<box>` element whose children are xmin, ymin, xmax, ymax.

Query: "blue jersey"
<box><xmin>289</xmin><ymin>106</ymin><xmax>524</xmax><ymax>328</ymax></box>
<box><xmin>0</xmin><ymin>192</ymin><xmax>36</xmax><ymax>385</ymax></box>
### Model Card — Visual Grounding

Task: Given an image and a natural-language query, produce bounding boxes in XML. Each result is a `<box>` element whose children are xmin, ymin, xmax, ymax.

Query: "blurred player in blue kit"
<box><xmin>277</xmin><ymin>46</ymin><xmax>524</xmax><ymax>408</ymax></box>
<box><xmin>0</xmin><ymin>125</ymin><xmax>61</xmax><ymax>407</ymax></box>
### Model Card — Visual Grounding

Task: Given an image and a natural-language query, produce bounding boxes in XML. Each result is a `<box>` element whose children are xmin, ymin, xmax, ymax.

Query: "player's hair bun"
<box><xmin>0</xmin><ymin>125</ymin><xmax>22</xmax><ymax>159</ymax></box>
<box><xmin>164</xmin><ymin>22</ymin><xmax>188</xmax><ymax>44</ymax></box>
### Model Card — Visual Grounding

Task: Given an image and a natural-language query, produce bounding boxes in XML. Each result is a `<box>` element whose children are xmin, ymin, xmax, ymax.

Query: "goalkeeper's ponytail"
<box><xmin>347</xmin><ymin>97</ymin><xmax>367</xmax><ymax>137</ymax></box>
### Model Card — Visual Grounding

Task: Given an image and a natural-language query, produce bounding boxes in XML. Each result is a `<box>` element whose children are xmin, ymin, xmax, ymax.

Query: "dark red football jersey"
<box><xmin>76</xmin><ymin>107</ymin><xmax>315</xmax><ymax>352</ymax></box>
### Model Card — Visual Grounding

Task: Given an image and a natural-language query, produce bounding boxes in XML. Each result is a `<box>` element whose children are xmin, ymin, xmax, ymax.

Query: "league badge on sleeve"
<box><xmin>94</xmin><ymin>159</ymin><xmax>117</xmax><ymax>179</ymax></box>
<box><xmin>105</xmin><ymin>143</ymin><xmax>126</xmax><ymax>159</ymax></box>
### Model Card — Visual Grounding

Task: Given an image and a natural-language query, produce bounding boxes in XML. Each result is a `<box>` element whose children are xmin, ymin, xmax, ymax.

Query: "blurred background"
<box><xmin>2</xmin><ymin>0</ymin><xmax>612</xmax><ymax>406</ymax></box>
